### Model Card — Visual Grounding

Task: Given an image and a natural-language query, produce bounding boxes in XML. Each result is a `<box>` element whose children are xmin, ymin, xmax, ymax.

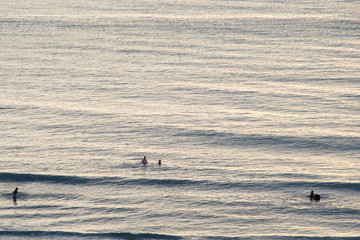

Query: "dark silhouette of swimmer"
<box><xmin>141</xmin><ymin>156</ymin><xmax>148</xmax><ymax>165</ymax></box>
<box><xmin>158</xmin><ymin>160</ymin><xmax>162</xmax><ymax>165</ymax></box>
<box><xmin>314</xmin><ymin>194</ymin><xmax>321</xmax><ymax>201</ymax></box>
<box><xmin>11</xmin><ymin>188</ymin><xmax>18</xmax><ymax>198</ymax></box>
<box><xmin>310</xmin><ymin>190</ymin><xmax>321</xmax><ymax>201</ymax></box>
<box><xmin>310</xmin><ymin>190</ymin><xmax>315</xmax><ymax>198</ymax></box>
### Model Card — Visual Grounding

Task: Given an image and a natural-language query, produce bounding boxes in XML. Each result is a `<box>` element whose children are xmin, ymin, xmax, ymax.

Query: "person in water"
<box><xmin>158</xmin><ymin>160</ymin><xmax>162</xmax><ymax>165</ymax></box>
<box><xmin>310</xmin><ymin>190</ymin><xmax>315</xmax><ymax>198</ymax></box>
<box><xmin>141</xmin><ymin>156</ymin><xmax>148</xmax><ymax>164</ymax></box>
<box><xmin>11</xmin><ymin>188</ymin><xmax>18</xmax><ymax>198</ymax></box>
<box><xmin>310</xmin><ymin>190</ymin><xmax>321</xmax><ymax>201</ymax></box>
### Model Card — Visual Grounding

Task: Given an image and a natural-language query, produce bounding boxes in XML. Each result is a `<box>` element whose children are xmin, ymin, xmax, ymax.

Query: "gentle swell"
<box><xmin>174</xmin><ymin>130</ymin><xmax>360</xmax><ymax>153</ymax></box>
<box><xmin>0</xmin><ymin>231</ymin><xmax>359</xmax><ymax>240</ymax></box>
<box><xmin>1</xmin><ymin>172</ymin><xmax>359</xmax><ymax>192</ymax></box>
<box><xmin>0</xmin><ymin>172</ymin><xmax>91</xmax><ymax>185</ymax></box>
<box><xmin>0</xmin><ymin>231</ymin><xmax>183</xmax><ymax>239</ymax></box>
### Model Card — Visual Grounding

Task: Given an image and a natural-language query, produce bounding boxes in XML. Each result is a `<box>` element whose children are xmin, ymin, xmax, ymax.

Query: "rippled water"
<box><xmin>1</xmin><ymin>0</ymin><xmax>359</xmax><ymax>239</ymax></box>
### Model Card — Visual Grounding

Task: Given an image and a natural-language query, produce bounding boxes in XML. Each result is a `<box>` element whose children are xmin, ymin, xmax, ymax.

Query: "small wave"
<box><xmin>174</xmin><ymin>130</ymin><xmax>360</xmax><ymax>153</ymax></box>
<box><xmin>121</xmin><ymin>178</ymin><xmax>208</xmax><ymax>187</ymax></box>
<box><xmin>0</xmin><ymin>106</ymin><xmax>14</xmax><ymax>110</ymax></box>
<box><xmin>220</xmin><ymin>180</ymin><xmax>360</xmax><ymax>192</ymax></box>
<box><xmin>0</xmin><ymin>172</ymin><xmax>91</xmax><ymax>185</ymax></box>
<box><xmin>0</xmin><ymin>230</ymin><xmax>183</xmax><ymax>240</ymax></box>
<box><xmin>1</xmin><ymin>172</ymin><xmax>359</xmax><ymax>192</ymax></box>
<box><xmin>1</xmin><ymin>231</ymin><xmax>358</xmax><ymax>240</ymax></box>
<box><xmin>0</xmin><ymin>204</ymin><xmax>60</xmax><ymax>210</ymax></box>
<box><xmin>0</xmin><ymin>172</ymin><xmax>207</xmax><ymax>187</ymax></box>
<box><xmin>201</xmin><ymin>236</ymin><xmax>360</xmax><ymax>240</ymax></box>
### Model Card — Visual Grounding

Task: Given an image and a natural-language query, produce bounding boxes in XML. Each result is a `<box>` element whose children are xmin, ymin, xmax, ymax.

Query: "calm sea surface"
<box><xmin>1</xmin><ymin>0</ymin><xmax>359</xmax><ymax>239</ymax></box>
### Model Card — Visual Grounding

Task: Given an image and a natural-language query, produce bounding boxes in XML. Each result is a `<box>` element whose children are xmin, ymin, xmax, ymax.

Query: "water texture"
<box><xmin>1</xmin><ymin>0</ymin><xmax>359</xmax><ymax>239</ymax></box>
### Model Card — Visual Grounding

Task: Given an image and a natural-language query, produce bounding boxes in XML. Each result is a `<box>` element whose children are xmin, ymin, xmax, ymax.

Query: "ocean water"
<box><xmin>1</xmin><ymin>0</ymin><xmax>359</xmax><ymax>239</ymax></box>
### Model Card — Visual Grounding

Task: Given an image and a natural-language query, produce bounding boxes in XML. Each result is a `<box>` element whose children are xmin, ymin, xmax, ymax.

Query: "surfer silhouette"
<box><xmin>11</xmin><ymin>187</ymin><xmax>18</xmax><ymax>198</ymax></box>
<box><xmin>314</xmin><ymin>194</ymin><xmax>321</xmax><ymax>201</ymax></box>
<box><xmin>310</xmin><ymin>190</ymin><xmax>321</xmax><ymax>201</ymax></box>
<box><xmin>11</xmin><ymin>188</ymin><xmax>18</xmax><ymax>205</ymax></box>
<box><xmin>141</xmin><ymin>156</ymin><xmax>148</xmax><ymax>165</ymax></box>
<box><xmin>310</xmin><ymin>190</ymin><xmax>315</xmax><ymax>198</ymax></box>
<box><xmin>158</xmin><ymin>160</ymin><xmax>162</xmax><ymax>165</ymax></box>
